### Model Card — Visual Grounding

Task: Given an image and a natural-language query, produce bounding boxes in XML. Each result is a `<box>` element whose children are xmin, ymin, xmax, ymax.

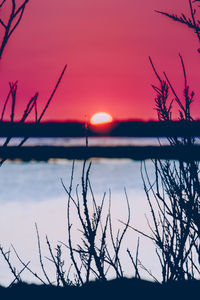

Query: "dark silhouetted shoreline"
<box><xmin>0</xmin><ymin>121</ymin><xmax>199</xmax><ymax>160</ymax></box>
<box><xmin>0</xmin><ymin>145</ymin><xmax>199</xmax><ymax>161</ymax></box>
<box><xmin>0</xmin><ymin>120</ymin><xmax>200</xmax><ymax>137</ymax></box>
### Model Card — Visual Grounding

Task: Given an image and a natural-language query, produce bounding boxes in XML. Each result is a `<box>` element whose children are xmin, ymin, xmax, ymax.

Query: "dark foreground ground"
<box><xmin>2</xmin><ymin>145</ymin><xmax>200</xmax><ymax>161</ymax></box>
<box><xmin>0</xmin><ymin>277</ymin><xmax>199</xmax><ymax>300</ymax></box>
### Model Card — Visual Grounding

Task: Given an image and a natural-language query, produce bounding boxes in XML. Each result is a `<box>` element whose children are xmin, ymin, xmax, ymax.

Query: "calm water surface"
<box><xmin>0</xmin><ymin>138</ymin><xmax>161</xmax><ymax>286</ymax></box>
<box><xmin>0</xmin><ymin>136</ymin><xmax>170</xmax><ymax>147</ymax></box>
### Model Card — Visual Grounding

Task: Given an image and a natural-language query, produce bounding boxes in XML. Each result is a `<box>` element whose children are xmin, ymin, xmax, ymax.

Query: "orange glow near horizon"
<box><xmin>90</xmin><ymin>112</ymin><xmax>113</xmax><ymax>125</ymax></box>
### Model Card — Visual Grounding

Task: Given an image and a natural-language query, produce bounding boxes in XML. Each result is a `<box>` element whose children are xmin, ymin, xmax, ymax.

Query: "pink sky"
<box><xmin>0</xmin><ymin>0</ymin><xmax>200</xmax><ymax>122</ymax></box>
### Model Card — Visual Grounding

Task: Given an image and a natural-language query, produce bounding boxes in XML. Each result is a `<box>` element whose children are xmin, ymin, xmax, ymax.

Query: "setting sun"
<box><xmin>90</xmin><ymin>112</ymin><xmax>113</xmax><ymax>125</ymax></box>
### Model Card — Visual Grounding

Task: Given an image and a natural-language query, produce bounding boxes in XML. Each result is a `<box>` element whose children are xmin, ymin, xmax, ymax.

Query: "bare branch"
<box><xmin>37</xmin><ymin>65</ymin><xmax>67</xmax><ymax>122</ymax></box>
<box><xmin>35</xmin><ymin>223</ymin><xmax>52</xmax><ymax>285</ymax></box>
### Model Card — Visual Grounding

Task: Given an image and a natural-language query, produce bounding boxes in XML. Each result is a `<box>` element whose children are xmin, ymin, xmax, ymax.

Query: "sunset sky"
<box><xmin>0</xmin><ymin>0</ymin><xmax>200</xmax><ymax>122</ymax></box>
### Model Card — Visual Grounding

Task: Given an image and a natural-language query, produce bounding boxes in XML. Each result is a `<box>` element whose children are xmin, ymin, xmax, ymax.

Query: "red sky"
<box><xmin>0</xmin><ymin>0</ymin><xmax>200</xmax><ymax>122</ymax></box>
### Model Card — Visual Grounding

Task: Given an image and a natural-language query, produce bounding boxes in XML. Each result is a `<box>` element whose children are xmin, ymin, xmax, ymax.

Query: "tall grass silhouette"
<box><xmin>138</xmin><ymin>0</ymin><xmax>200</xmax><ymax>282</ymax></box>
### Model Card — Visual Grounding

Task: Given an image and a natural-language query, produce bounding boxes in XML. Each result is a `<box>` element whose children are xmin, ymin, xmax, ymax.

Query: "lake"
<box><xmin>0</xmin><ymin>138</ymin><xmax>165</xmax><ymax>286</ymax></box>
<box><xmin>0</xmin><ymin>136</ymin><xmax>170</xmax><ymax>147</ymax></box>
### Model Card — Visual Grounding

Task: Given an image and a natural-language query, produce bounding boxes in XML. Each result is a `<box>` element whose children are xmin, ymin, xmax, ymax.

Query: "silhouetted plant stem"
<box><xmin>60</xmin><ymin>161</ymin><xmax>132</xmax><ymax>284</ymax></box>
<box><xmin>155</xmin><ymin>0</ymin><xmax>200</xmax><ymax>49</ymax></box>
<box><xmin>37</xmin><ymin>65</ymin><xmax>67</xmax><ymax>123</ymax></box>
<box><xmin>11</xmin><ymin>244</ymin><xmax>47</xmax><ymax>285</ymax></box>
<box><xmin>127</xmin><ymin>237</ymin><xmax>141</xmax><ymax>279</ymax></box>
<box><xmin>0</xmin><ymin>1</ymin><xmax>30</xmax><ymax>59</ymax></box>
<box><xmin>0</xmin><ymin>246</ymin><xmax>21</xmax><ymax>283</ymax></box>
<box><xmin>143</xmin><ymin>48</ymin><xmax>200</xmax><ymax>281</ymax></box>
<box><xmin>35</xmin><ymin>223</ymin><xmax>52</xmax><ymax>285</ymax></box>
<box><xmin>0</xmin><ymin>1</ymin><xmax>67</xmax><ymax>166</ymax></box>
